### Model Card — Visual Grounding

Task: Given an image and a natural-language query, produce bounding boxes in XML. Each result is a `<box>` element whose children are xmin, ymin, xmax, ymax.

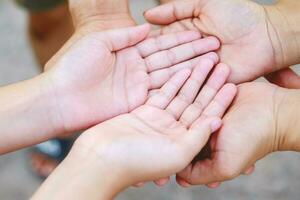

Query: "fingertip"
<box><xmin>205</xmin><ymin>52</ymin><xmax>219</xmax><ymax>64</ymax></box>
<box><xmin>206</xmin><ymin>182</ymin><xmax>221</xmax><ymax>189</ymax></box>
<box><xmin>176</xmin><ymin>177</ymin><xmax>190</xmax><ymax>188</ymax></box>
<box><xmin>244</xmin><ymin>165</ymin><xmax>255</xmax><ymax>175</ymax></box>
<box><xmin>154</xmin><ymin>177</ymin><xmax>170</xmax><ymax>187</ymax></box>
<box><xmin>210</xmin><ymin>118</ymin><xmax>222</xmax><ymax>133</ymax></box>
<box><xmin>205</xmin><ymin>36</ymin><xmax>221</xmax><ymax>49</ymax></box>
<box><xmin>132</xmin><ymin>182</ymin><xmax>145</xmax><ymax>188</ymax></box>
<box><xmin>216</xmin><ymin>63</ymin><xmax>231</xmax><ymax>76</ymax></box>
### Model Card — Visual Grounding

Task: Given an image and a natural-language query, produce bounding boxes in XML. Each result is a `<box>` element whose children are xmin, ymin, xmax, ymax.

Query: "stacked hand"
<box><xmin>34</xmin><ymin>58</ymin><xmax>237</xmax><ymax>200</ymax></box>
<box><xmin>27</xmin><ymin>0</ymin><xmax>300</xmax><ymax>199</ymax></box>
<box><xmin>47</xmin><ymin>24</ymin><xmax>220</xmax><ymax>133</ymax></box>
<box><xmin>144</xmin><ymin>0</ymin><xmax>300</xmax><ymax>83</ymax></box>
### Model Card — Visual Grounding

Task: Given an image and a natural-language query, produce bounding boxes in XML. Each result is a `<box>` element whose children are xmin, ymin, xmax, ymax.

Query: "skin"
<box><xmin>0</xmin><ymin>25</ymin><xmax>220</xmax><ymax>154</ymax></box>
<box><xmin>33</xmin><ymin>64</ymin><xmax>237</xmax><ymax>200</ymax></box>
<box><xmin>144</xmin><ymin>0</ymin><xmax>300</xmax><ymax>83</ymax></box>
<box><xmin>176</xmin><ymin>82</ymin><xmax>300</xmax><ymax>186</ymax></box>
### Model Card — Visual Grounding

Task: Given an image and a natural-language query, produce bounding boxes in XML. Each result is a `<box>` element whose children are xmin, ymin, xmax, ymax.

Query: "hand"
<box><xmin>46</xmin><ymin>24</ymin><xmax>220</xmax><ymax>133</ymax></box>
<box><xmin>72</xmin><ymin>63</ymin><xmax>237</xmax><ymax>188</ymax></box>
<box><xmin>144</xmin><ymin>0</ymin><xmax>292</xmax><ymax>83</ymax></box>
<box><xmin>176</xmin><ymin>82</ymin><xmax>290</xmax><ymax>187</ymax></box>
<box><xmin>266</xmin><ymin>68</ymin><xmax>300</xmax><ymax>89</ymax></box>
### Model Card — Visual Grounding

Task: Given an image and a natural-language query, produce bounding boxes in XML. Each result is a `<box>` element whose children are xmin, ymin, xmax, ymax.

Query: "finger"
<box><xmin>177</xmin><ymin>159</ymin><xmax>221</xmax><ymax>185</ymax></box>
<box><xmin>145</xmin><ymin>37</ymin><xmax>220</xmax><ymax>72</ymax></box>
<box><xmin>202</xmin><ymin>83</ymin><xmax>237</xmax><ymax>118</ymax></box>
<box><xmin>103</xmin><ymin>24</ymin><xmax>150</xmax><ymax>51</ymax></box>
<box><xmin>179</xmin><ymin>64</ymin><xmax>230</xmax><ymax>127</ymax></box>
<box><xmin>144</xmin><ymin>0</ymin><xmax>198</xmax><ymax>25</ymax></box>
<box><xmin>206</xmin><ymin>182</ymin><xmax>221</xmax><ymax>189</ymax></box>
<box><xmin>154</xmin><ymin>177</ymin><xmax>170</xmax><ymax>186</ymax></box>
<box><xmin>265</xmin><ymin>68</ymin><xmax>300</xmax><ymax>89</ymax></box>
<box><xmin>146</xmin><ymin>69</ymin><xmax>191</xmax><ymax>109</ymax></box>
<box><xmin>176</xmin><ymin>176</ymin><xmax>190</xmax><ymax>188</ymax></box>
<box><xmin>132</xmin><ymin>182</ymin><xmax>145</xmax><ymax>187</ymax></box>
<box><xmin>166</xmin><ymin>60</ymin><xmax>214</xmax><ymax>119</ymax></box>
<box><xmin>243</xmin><ymin>165</ymin><xmax>255</xmax><ymax>175</ymax></box>
<box><xmin>136</xmin><ymin>31</ymin><xmax>201</xmax><ymax>58</ymax></box>
<box><xmin>181</xmin><ymin>117</ymin><xmax>222</xmax><ymax>161</ymax></box>
<box><xmin>149</xmin><ymin>53</ymin><xmax>219</xmax><ymax>89</ymax></box>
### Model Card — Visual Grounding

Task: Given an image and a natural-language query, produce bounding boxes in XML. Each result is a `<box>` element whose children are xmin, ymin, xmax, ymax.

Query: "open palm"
<box><xmin>145</xmin><ymin>0</ymin><xmax>280</xmax><ymax>83</ymax></box>
<box><xmin>177</xmin><ymin>82</ymin><xmax>284</xmax><ymax>186</ymax></box>
<box><xmin>46</xmin><ymin>25</ymin><xmax>220</xmax><ymax>132</ymax></box>
<box><xmin>75</xmin><ymin>63</ymin><xmax>237</xmax><ymax>186</ymax></box>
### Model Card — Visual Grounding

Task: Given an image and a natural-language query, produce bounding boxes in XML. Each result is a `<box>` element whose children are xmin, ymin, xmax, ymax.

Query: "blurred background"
<box><xmin>0</xmin><ymin>0</ymin><xmax>300</xmax><ymax>199</ymax></box>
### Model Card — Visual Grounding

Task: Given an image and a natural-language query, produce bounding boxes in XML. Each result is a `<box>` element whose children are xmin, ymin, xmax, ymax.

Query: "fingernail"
<box><xmin>210</xmin><ymin>119</ymin><xmax>222</xmax><ymax>132</ymax></box>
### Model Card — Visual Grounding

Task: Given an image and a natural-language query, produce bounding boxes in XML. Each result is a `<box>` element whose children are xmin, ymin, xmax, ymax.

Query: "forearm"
<box><xmin>0</xmin><ymin>74</ymin><xmax>63</xmax><ymax>154</ymax></box>
<box><xmin>32</xmin><ymin>145</ymin><xmax>122</xmax><ymax>200</ymax></box>
<box><xmin>276</xmin><ymin>88</ymin><xmax>300</xmax><ymax>152</ymax></box>
<box><xmin>264</xmin><ymin>0</ymin><xmax>300</xmax><ymax>70</ymax></box>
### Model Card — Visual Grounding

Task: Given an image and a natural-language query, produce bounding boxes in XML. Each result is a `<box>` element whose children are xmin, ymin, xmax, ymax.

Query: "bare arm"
<box><xmin>264</xmin><ymin>0</ymin><xmax>300</xmax><ymax>69</ymax></box>
<box><xmin>0</xmin><ymin>75</ymin><xmax>63</xmax><ymax>154</ymax></box>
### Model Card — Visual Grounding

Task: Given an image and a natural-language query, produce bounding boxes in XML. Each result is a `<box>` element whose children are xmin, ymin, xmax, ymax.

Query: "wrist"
<box><xmin>263</xmin><ymin>1</ymin><xmax>300</xmax><ymax>70</ymax></box>
<box><xmin>33</xmin><ymin>140</ymin><xmax>125</xmax><ymax>200</ymax></box>
<box><xmin>69</xmin><ymin>0</ymin><xmax>132</xmax><ymax>30</ymax></box>
<box><xmin>275</xmin><ymin>88</ymin><xmax>300</xmax><ymax>152</ymax></box>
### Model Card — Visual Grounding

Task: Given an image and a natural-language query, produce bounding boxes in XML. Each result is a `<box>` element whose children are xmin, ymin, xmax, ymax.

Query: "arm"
<box><xmin>0</xmin><ymin>75</ymin><xmax>63</xmax><ymax>154</ymax></box>
<box><xmin>68</xmin><ymin>0</ymin><xmax>133</xmax><ymax>31</ymax></box>
<box><xmin>276</xmin><ymin>87</ymin><xmax>300</xmax><ymax>152</ymax></box>
<box><xmin>264</xmin><ymin>0</ymin><xmax>300</xmax><ymax>70</ymax></box>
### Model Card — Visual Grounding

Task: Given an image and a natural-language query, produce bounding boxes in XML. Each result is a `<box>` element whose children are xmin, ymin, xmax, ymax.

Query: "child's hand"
<box><xmin>72</xmin><ymin>62</ymin><xmax>237</xmax><ymax>188</ymax></box>
<box><xmin>46</xmin><ymin>24</ymin><xmax>220</xmax><ymax>134</ymax></box>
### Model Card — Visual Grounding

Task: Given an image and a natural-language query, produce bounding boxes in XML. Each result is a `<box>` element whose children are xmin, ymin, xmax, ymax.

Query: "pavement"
<box><xmin>0</xmin><ymin>0</ymin><xmax>300</xmax><ymax>199</ymax></box>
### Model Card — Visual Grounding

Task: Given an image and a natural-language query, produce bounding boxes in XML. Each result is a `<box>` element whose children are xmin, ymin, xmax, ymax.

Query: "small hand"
<box><xmin>145</xmin><ymin>0</ymin><xmax>282</xmax><ymax>83</ymax></box>
<box><xmin>73</xmin><ymin>62</ymin><xmax>237</xmax><ymax>187</ymax></box>
<box><xmin>46</xmin><ymin>24</ymin><xmax>220</xmax><ymax>133</ymax></box>
<box><xmin>176</xmin><ymin>82</ymin><xmax>287</xmax><ymax>187</ymax></box>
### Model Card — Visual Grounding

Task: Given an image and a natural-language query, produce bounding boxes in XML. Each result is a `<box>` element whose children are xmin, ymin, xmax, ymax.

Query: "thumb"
<box><xmin>265</xmin><ymin>68</ymin><xmax>300</xmax><ymax>89</ymax></box>
<box><xmin>102</xmin><ymin>24</ymin><xmax>150</xmax><ymax>51</ymax></box>
<box><xmin>182</xmin><ymin>117</ymin><xmax>222</xmax><ymax>157</ymax></box>
<box><xmin>144</xmin><ymin>0</ymin><xmax>201</xmax><ymax>25</ymax></box>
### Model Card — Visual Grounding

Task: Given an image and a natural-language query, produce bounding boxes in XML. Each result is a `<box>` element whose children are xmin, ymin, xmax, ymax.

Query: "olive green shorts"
<box><xmin>15</xmin><ymin>0</ymin><xmax>66</xmax><ymax>11</ymax></box>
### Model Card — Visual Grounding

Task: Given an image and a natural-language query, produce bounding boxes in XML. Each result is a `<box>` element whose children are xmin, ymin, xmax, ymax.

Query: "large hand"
<box><xmin>145</xmin><ymin>0</ymin><xmax>285</xmax><ymax>83</ymax></box>
<box><xmin>72</xmin><ymin>63</ymin><xmax>237</xmax><ymax>188</ymax></box>
<box><xmin>46</xmin><ymin>25</ymin><xmax>220</xmax><ymax>133</ymax></box>
<box><xmin>176</xmin><ymin>82</ymin><xmax>290</xmax><ymax>187</ymax></box>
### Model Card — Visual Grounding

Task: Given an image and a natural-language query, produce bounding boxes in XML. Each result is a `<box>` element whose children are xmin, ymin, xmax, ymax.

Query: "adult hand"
<box><xmin>46</xmin><ymin>24</ymin><xmax>220</xmax><ymax>133</ymax></box>
<box><xmin>266</xmin><ymin>68</ymin><xmax>300</xmax><ymax>89</ymax></box>
<box><xmin>145</xmin><ymin>0</ymin><xmax>300</xmax><ymax>83</ymax></box>
<box><xmin>176</xmin><ymin>82</ymin><xmax>297</xmax><ymax>187</ymax></box>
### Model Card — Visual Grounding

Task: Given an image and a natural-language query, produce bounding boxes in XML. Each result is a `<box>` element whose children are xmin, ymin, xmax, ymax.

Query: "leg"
<box><xmin>28</xmin><ymin>3</ymin><xmax>74</xmax><ymax>69</ymax></box>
